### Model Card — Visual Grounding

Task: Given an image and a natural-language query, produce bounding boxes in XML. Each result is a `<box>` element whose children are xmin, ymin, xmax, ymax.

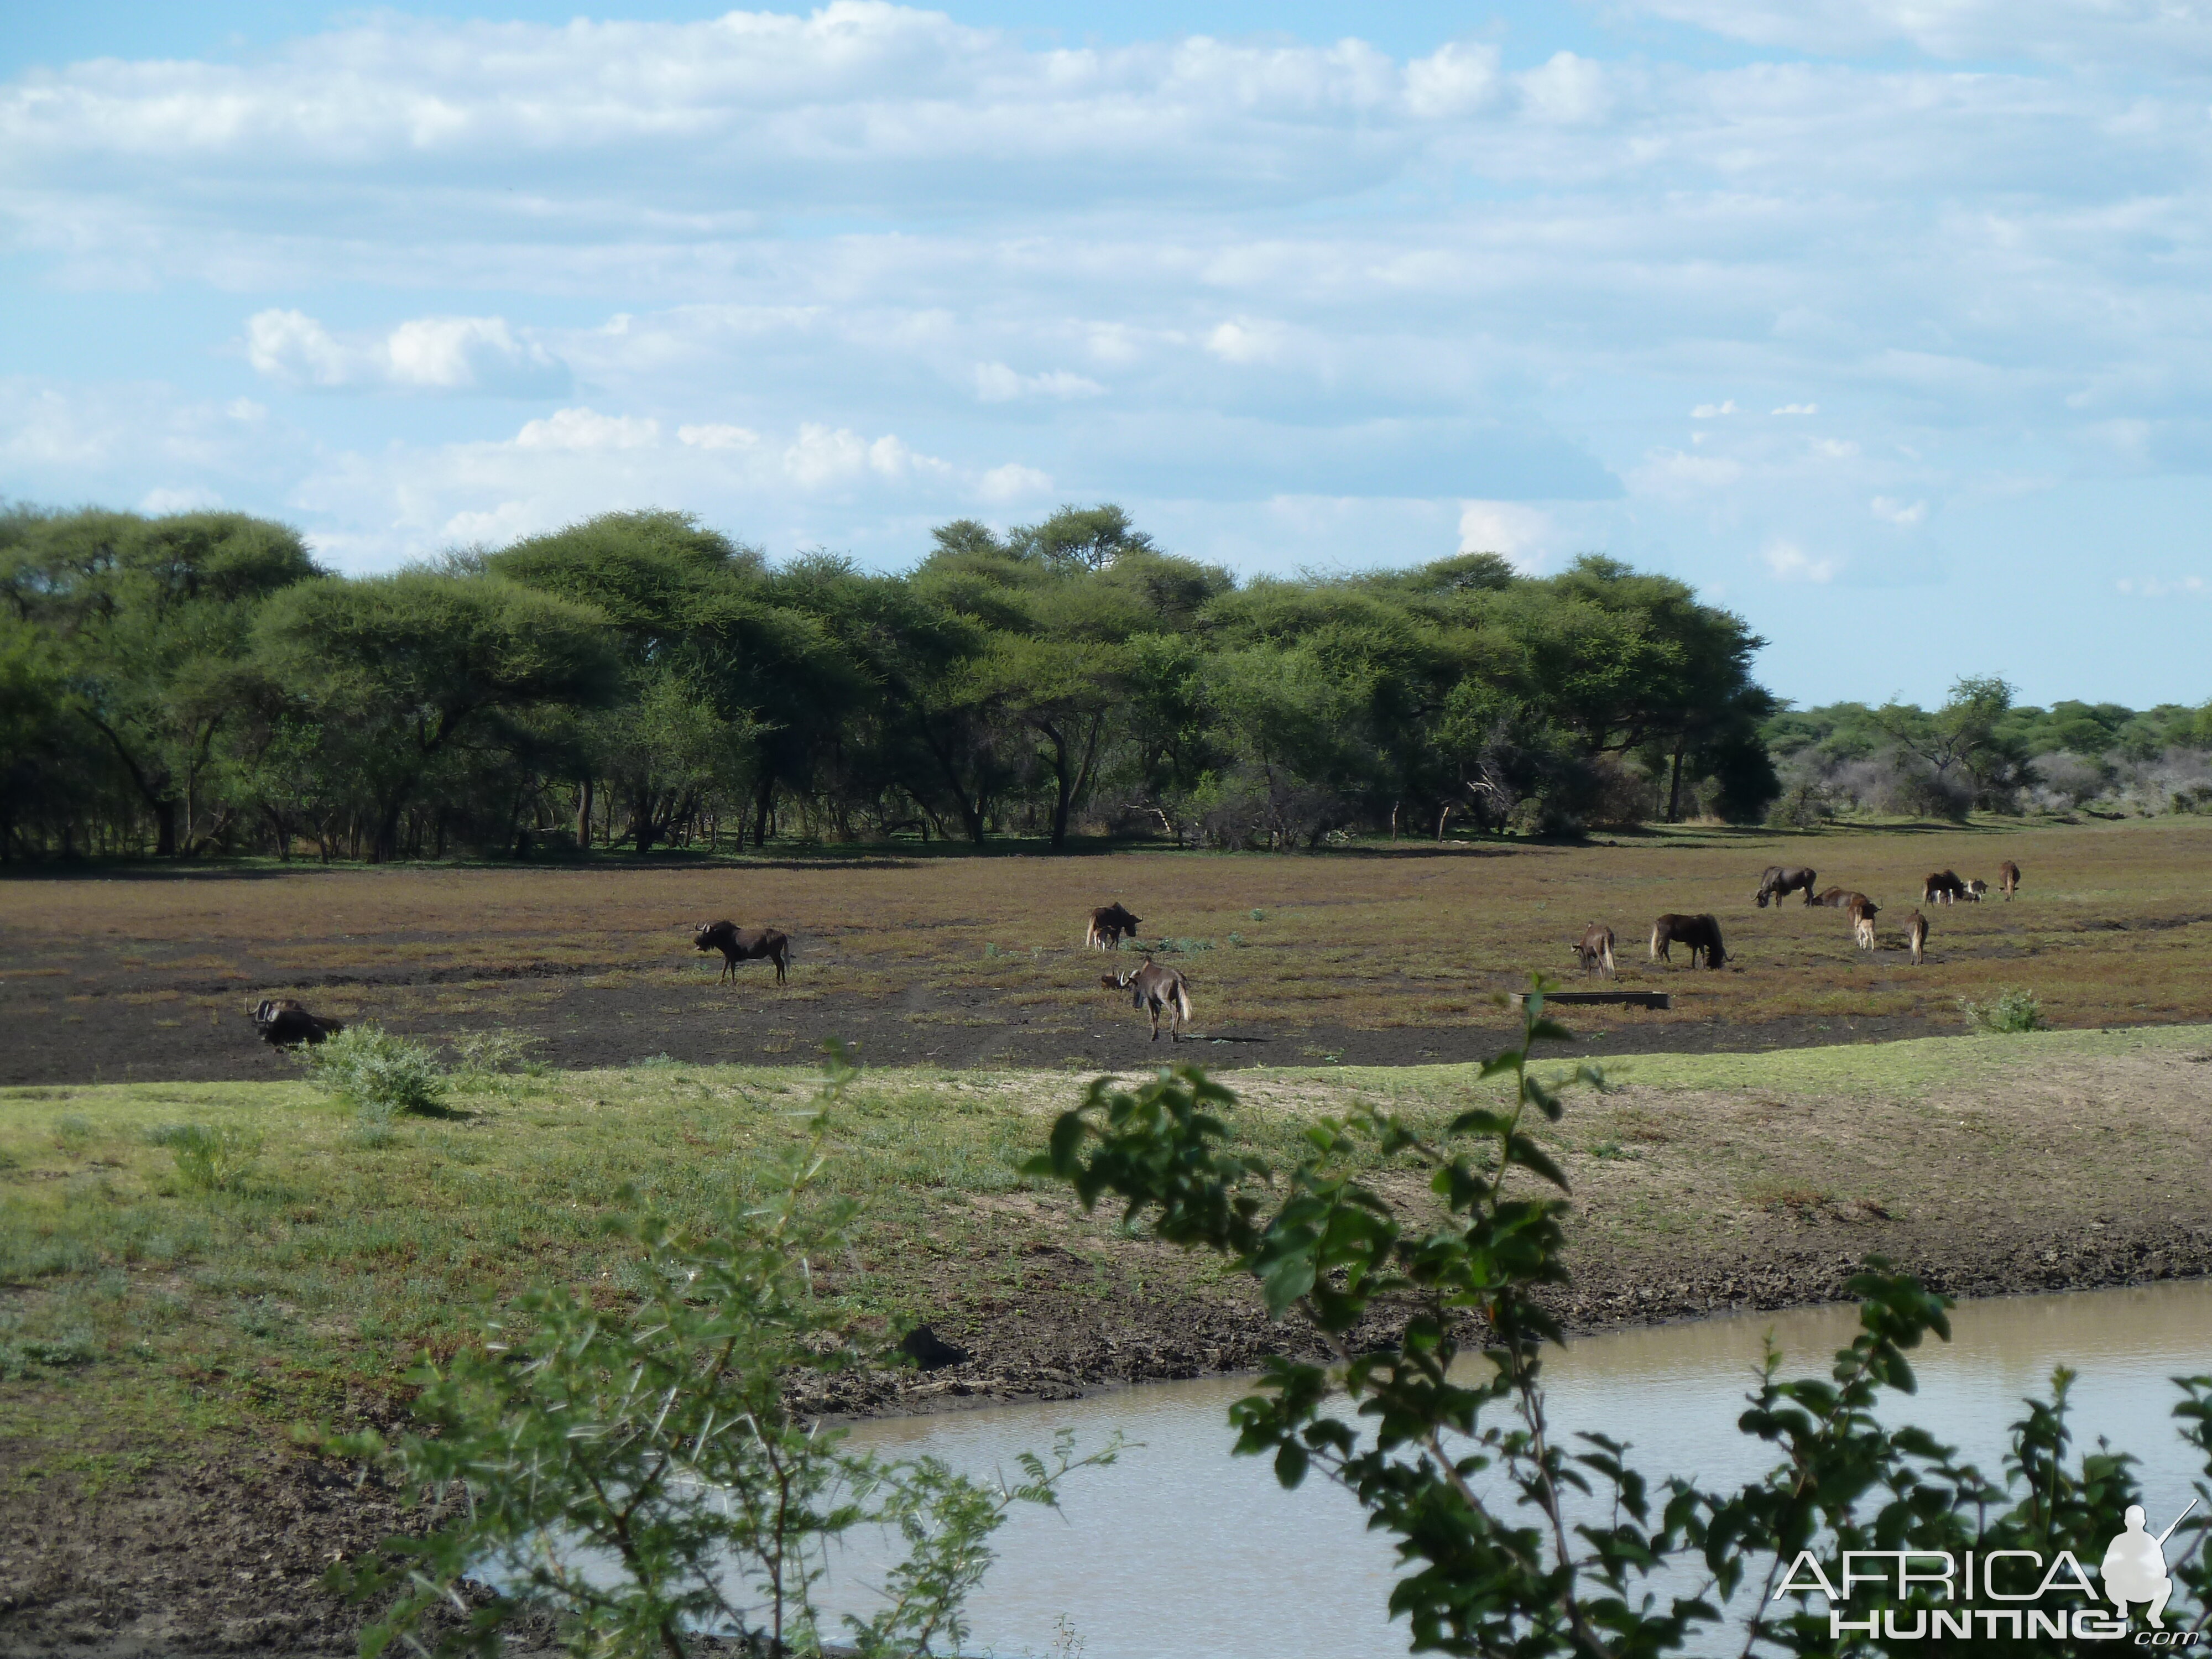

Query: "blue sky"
<box><xmin>6</xmin><ymin>2</ymin><xmax>2212</xmax><ymax>708</ymax></box>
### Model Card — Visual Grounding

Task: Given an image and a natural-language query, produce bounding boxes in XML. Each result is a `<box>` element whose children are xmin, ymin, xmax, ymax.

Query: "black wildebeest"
<box><xmin>1649</xmin><ymin>914</ymin><xmax>1727</xmax><ymax>969</ymax></box>
<box><xmin>252</xmin><ymin>997</ymin><xmax>342</xmax><ymax>1046</ymax></box>
<box><xmin>1084</xmin><ymin>902</ymin><xmax>1142</xmax><ymax>950</ymax></box>
<box><xmin>693</xmin><ymin>920</ymin><xmax>790</xmax><ymax>985</ymax></box>
<box><xmin>1906</xmin><ymin>909</ymin><xmax>1929</xmax><ymax>965</ymax></box>
<box><xmin>1923</xmin><ymin>870</ymin><xmax>1969</xmax><ymax>905</ymax></box>
<box><xmin>1754</xmin><ymin>865</ymin><xmax>1819</xmax><ymax>907</ymax></box>
<box><xmin>1103</xmin><ymin>957</ymin><xmax>1192</xmax><ymax>1040</ymax></box>
<box><xmin>1573</xmin><ymin>922</ymin><xmax>1617</xmax><ymax>978</ymax></box>
<box><xmin>1999</xmin><ymin>860</ymin><xmax>2021</xmax><ymax>900</ymax></box>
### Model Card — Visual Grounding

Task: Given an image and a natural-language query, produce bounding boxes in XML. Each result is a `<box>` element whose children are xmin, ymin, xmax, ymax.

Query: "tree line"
<box><xmin>0</xmin><ymin>500</ymin><xmax>1786</xmax><ymax>862</ymax></box>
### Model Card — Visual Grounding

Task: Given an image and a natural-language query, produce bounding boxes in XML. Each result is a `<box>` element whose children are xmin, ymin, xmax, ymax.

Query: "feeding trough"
<box><xmin>1507</xmin><ymin>990</ymin><xmax>1671</xmax><ymax>1009</ymax></box>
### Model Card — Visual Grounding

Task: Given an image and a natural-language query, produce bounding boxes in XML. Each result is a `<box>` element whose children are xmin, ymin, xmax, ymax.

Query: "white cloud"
<box><xmin>1763</xmin><ymin>540</ymin><xmax>1839</xmax><ymax>582</ymax></box>
<box><xmin>1204</xmin><ymin>320</ymin><xmax>1290</xmax><ymax>366</ymax></box>
<box><xmin>515</xmin><ymin>408</ymin><xmax>660</xmax><ymax>451</ymax></box>
<box><xmin>1691</xmin><ymin>400</ymin><xmax>1739</xmax><ymax>419</ymax></box>
<box><xmin>2115</xmin><ymin>575</ymin><xmax>2206</xmax><ymax>598</ymax></box>
<box><xmin>1457</xmin><ymin>501</ymin><xmax>1557</xmax><ymax>572</ymax></box>
<box><xmin>245</xmin><ymin>309</ymin><xmax>568</xmax><ymax>395</ymax></box>
<box><xmin>1772</xmin><ymin>403</ymin><xmax>1819</xmax><ymax>415</ymax></box>
<box><xmin>780</xmin><ymin>424</ymin><xmax>945</xmax><ymax>489</ymax></box>
<box><xmin>972</xmin><ymin>362</ymin><xmax>1106</xmax><ymax>402</ymax></box>
<box><xmin>677</xmin><ymin>423</ymin><xmax>760</xmax><ymax>451</ymax></box>
<box><xmin>978</xmin><ymin>462</ymin><xmax>1054</xmax><ymax>503</ymax></box>
<box><xmin>1403</xmin><ymin>41</ymin><xmax>1502</xmax><ymax>118</ymax></box>
<box><xmin>1870</xmin><ymin>495</ymin><xmax>1926</xmax><ymax>526</ymax></box>
<box><xmin>138</xmin><ymin>485</ymin><xmax>222</xmax><ymax>514</ymax></box>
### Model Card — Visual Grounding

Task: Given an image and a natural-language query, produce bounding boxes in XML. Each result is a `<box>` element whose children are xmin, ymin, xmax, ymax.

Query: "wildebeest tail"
<box><xmin>1600</xmin><ymin>937</ymin><xmax>1616</xmax><ymax>975</ymax></box>
<box><xmin>1648</xmin><ymin>921</ymin><xmax>1663</xmax><ymax>960</ymax></box>
<box><xmin>1172</xmin><ymin>979</ymin><xmax>1192</xmax><ymax>1021</ymax></box>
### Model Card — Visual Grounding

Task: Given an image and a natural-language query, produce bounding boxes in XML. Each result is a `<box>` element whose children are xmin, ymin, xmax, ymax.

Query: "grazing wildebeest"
<box><xmin>1084</xmin><ymin>902</ymin><xmax>1142</xmax><ymax>951</ymax></box>
<box><xmin>1649</xmin><ymin>913</ymin><xmax>1726</xmax><ymax>969</ymax></box>
<box><xmin>1923</xmin><ymin>870</ymin><xmax>1969</xmax><ymax>905</ymax></box>
<box><xmin>1573</xmin><ymin>922</ymin><xmax>1616</xmax><ymax>978</ymax></box>
<box><xmin>1102</xmin><ymin>957</ymin><xmax>1192</xmax><ymax>1041</ymax></box>
<box><xmin>252</xmin><ymin>997</ymin><xmax>342</xmax><ymax>1046</ymax></box>
<box><xmin>693</xmin><ymin>920</ymin><xmax>790</xmax><ymax>986</ymax></box>
<box><xmin>1962</xmin><ymin>878</ymin><xmax>1988</xmax><ymax>902</ymax></box>
<box><xmin>1998</xmin><ymin>860</ymin><xmax>2021</xmax><ymax>900</ymax></box>
<box><xmin>1754</xmin><ymin>865</ymin><xmax>1819</xmax><ymax>907</ymax></box>
<box><xmin>1905</xmin><ymin>909</ymin><xmax>1928</xmax><ymax>965</ymax></box>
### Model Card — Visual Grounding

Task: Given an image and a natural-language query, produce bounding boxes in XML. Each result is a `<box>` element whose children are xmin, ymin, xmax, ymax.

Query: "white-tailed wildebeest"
<box><xmin>1573</xmin><ymin>923</ymin><xmax>1617</xmax><ymax>978</ymax></box>
<box><xmin>1084</xmin><ymin>902</ymin><xmax>1143</xmax><ymax>951</ymax></box>
<box><xmin>1754</xmin><ymin>865</ymin><xmax>1819</xmax><ymax>907</ymax></box>
<box><xmin>1905</xmin><ymin>909</ymin><xmax>1929</xmax><ymax>965</ymax></box>
<box><xmin>252</xmin><ymin>997</ymin><xmax>343</xmax><ymax>1046</ymax></box>
<box><xmin>1103</xmin><ymin>958</ymin><xmax>1192</xmax><ymax>1041</ymax></box>
<box><xmin>1998</xmin><ymin>860</ymin><xmax>2021</xmax><ymax>901</ymax></box>
<box><xmin>693</xmin><ymin>920</ymin><xmax>790</xmax><ymax>985</ymax></box>
<box><xmin>1923</xmin><ymin>870</ymin><xmax>1970</xmax><ymax>905</ymax></box>
<box><xmin>1650</xmin><ymin>914</ymin><xmax>1727</xmax><ymax>969</ymax></box>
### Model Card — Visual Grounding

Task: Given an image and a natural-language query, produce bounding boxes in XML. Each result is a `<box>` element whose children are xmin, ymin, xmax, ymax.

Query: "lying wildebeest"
<box><xmin>1963</xmin><ymin>878</ymin><xmax>1988</xmax><ymax>902</ymax></box>
<box><xmin>1103</xmin><ymin>957</ymin><xmax>1192</xmax><ymax>1041</ymax></box>
<box><xmin>1649</xmin><ymin>913</ymin><xmax>1726</xmax><ymax>969</ymax></box>
<box><xmin>1998</xmin><ymin>860</ymin><xmax>2021</xmax><ymax>900</ymax></box>
<box><xmin>1573</xmin><ymin>922</ymin><xmax>1616</xmax><ymax>978</ymax></box>
<box><xmin>693</xmin><ymin>920</ymin><xmax>790</xmax><ymax>985</ymax></box>
<box><xmin>1084</xmin><ymin>902</ymin><xmax>1143</xmax><ymax>950</ymax></box>
<box><xmin>1754</xmin><ymin>865</ymin><xmax>1819</xmax><ymax>907</ymax></box>
<box><xmin>252</xmin><ymin>997</ymin><xmax>342</xmax><ymax>1047</ymax></box>
<box><xmin>1923</xmin><ymin>870</ymin><xmax>1969</xmax><ymax>905</ymax></box>
<box><xmin>1905</xmin><ymin>909</ymin><xmax>1928</xmax><ymax>965</ymax></box>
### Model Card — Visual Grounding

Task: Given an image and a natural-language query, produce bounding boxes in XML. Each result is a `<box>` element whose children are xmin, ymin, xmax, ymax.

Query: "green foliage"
<box><xmin>0</xmin><ymin>1311</ymin><xmax>96</xmax><ymax>1379</ymax></box>
<box><xmin>51</xmin><ymin>1113</ymin><xmax>95</xmax><ymax>1155</ymax></box>
<box><xmin>322</xmin><ymin>1056</ymin><xmax>1114</xmax><ymax>1659</ymax></box>
<box><xmin>298</xmin><ymin>1024</ymin><xmax>450</xmax><ymax>1119</ymax></box>
<box><xmin>147</xmin><ymin>1122</ymin><xmax>263</xmax><ymax>1193</ymax></box>
<box><xmin>1026</xmin><ymin>980</ymin><xmax>2212</xmax><ymax>1656</ymax></box>
<box><xmin>448</xmin><ymin>1027</ymin><xmax>547</xmax><ymax>1092</ymax></box>
<box><xmin>1960</xmin><ymin>985</ymin><xmax>2047</xmax><ymax>1034</ymax></box>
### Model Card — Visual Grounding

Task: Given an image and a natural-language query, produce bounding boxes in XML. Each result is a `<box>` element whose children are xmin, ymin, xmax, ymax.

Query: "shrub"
<box><xmin>298</xmin><ymin>1024</ymin><xmax>449</xmax><ymax>1119</ymax></box>
<box><xmin>448</xmin><ymin>1027</ymin><xmax>547</xmax><ymax>1093</ymax></box>
<box><xmin>1764</xmin><ymin>779</ymin><xmax>1832</xmax><ymax>831</ymax></box>
<box><xmin>147</xmin><ymin>1123</ymin><xmax>263</xmax><ymax>1193</ymax></box>
<box><xmin>1960</xmin><ymin>985</ymin><xmax>2046</xmax><ymax>1033</ymax></box>
<box><xmin>322</xmin><ymin>1052</ymin><xmax>1114</xmax><ymax>1658</ymax></box>
<box><xmin>1025</xmin><ymin>980</ymin><xmax>2212</xmax><ymax>1656</ymax></box>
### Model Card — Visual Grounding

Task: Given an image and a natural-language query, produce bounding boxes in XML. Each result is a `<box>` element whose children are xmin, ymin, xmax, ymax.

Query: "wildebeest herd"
<box><xmin>1574</xmin><ymin>857</ymin><xmax>2023</xmax><ymax>978</ymax></box>
<box><xmin>249</xmin><ymin>858</ymin><xmax>2030</xmax><ymax>1054</ymax></box>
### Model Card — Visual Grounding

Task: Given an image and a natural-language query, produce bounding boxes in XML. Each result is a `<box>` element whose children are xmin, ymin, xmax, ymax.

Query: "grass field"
<box><xmin>4</xmin><ymin>813</ymin><xmax>2212</xmax><ymax>1085</ymax></box>
<box><xmin>6</xmin><ymin>1020</ymin><xmax>2211</xmax><ymax>1477</ymax></box>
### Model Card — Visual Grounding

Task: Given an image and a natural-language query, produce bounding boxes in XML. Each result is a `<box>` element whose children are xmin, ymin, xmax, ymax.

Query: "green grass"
<box><xmin>5</xmin><ymin>1022</ymin><xmax>2209</xmax><ymax>1481</ymax></box>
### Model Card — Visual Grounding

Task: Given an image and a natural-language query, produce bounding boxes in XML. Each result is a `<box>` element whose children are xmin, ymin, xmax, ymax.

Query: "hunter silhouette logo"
<box><xmin>2104</xmin><ymin>1500</ymin><xmax>2197</xmax><ymax>1629</ymax></box>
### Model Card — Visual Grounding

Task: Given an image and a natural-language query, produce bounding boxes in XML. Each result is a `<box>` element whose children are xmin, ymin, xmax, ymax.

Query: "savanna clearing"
<box><xmin>5</xmin><ymin>813</ymin><xmax>2212</xmax><ymax>1087</ymax></box>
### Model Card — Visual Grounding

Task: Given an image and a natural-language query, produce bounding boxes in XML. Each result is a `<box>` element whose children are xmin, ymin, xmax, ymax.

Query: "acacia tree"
<box><xmin>1875</xmin><ymin>675</ymin><xmax>2034</xmax><ymax>812</ymax></box>
<box><xmin>257</xmin><ymin>572</ymin><xmax>617</xmax><ymax>862</ymax></box>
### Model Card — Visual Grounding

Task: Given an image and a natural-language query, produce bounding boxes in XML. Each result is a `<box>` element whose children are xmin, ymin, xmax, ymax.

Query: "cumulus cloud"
<box><xmin>244</xmin><ymin>310</ymin><xmax>569</xmax><ymax>395</ymax></box>
<box><xmin>515</xmin><ymin>408</ymin><xmax>659</xmax><ymax>451</ymax></box>
<box><xmin>139</xmin><ymin>485</ymin><xmax>222</xmax><ymax>514</ymax></box>
<box><xmin>972</xmin><ymin>363</ymin><xmax>1105</xmax><ymax>402</ymax></box>
<box><xmin>1772</xmin><ymin>403</ymin><xmax>1819</xmax><ymax>415</ymax></box>
<box><xmin>1762</xmin><ymin>540</ymin><xmax>1839</xmax><ymax>583</ymax></box>
<box><xmin>1870</xmin><ymin>495</ymin><xmax>1926</xmax><ymax>526</ymax></box>
<box><xmin>1457</xmin><ymin>501</ymin><xmax>1558</xmax><ymax>572</ymax></box>
<box><xmin>978</xmin><ymin>462</ymin><xmax>1054</xmax><ymax>503</ymax></box>
<box><xmin>1691</xmin><ymin>400</ymin><xmax>1739</xmax><ymax>419</ymax></box>
<box><xmin>2115</xmin><ymin>575</ymin><xmax>2206</xmax><ymax>598</ymax></box>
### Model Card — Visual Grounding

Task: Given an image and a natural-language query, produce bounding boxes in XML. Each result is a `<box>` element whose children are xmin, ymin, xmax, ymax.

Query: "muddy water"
<box><xmin>828</xmin><ymin>1280</ymin><xmax>2212</xmax><ymax>1659</ymax></box>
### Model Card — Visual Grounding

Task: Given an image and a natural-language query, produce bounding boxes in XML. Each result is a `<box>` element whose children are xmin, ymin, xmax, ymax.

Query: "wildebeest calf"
<box><xmin>1573</xmin><ymin>922</ymin><xmax>1616</xmax><ymax>978</ymax></box>
<box><xmin>1905</xmin><ymin>909</ymin><xmax>1928</xmax><ymax>965</ymax></box>
<box><xmin>693</xmin><ymin>920</ymin><xmax>790</xmax><ymax>985</ymax></box>
<box><xmin>1998</xmin><ymin>860</ymin><xmax>2021</xmax><ymax>900</ymax></box>
<box><xmin>1923</xmin><ymin>870</ymin><xmax>1969</xmax><ymax>905</ymax></box>
<box><xmin>1103</xmin><ymin>958</ymin><xmax>1192</xmax><ymax>1040</ymax></box>
<box><xmin>1754</xmin><ymin>865</ymin><xmax>1819</xmax><ymax>907</ymax></box>
<box><xmin>1854</xmin><ymin>912</ymin><xmax>1878</xmax><ymax>951</ymax></box>
<box><xmin>252</xmin><ymin>997</ymin><xmax>342</xmax><ymax>1047</ymax></box>
<box><xmin>1649</xmin><ymin>913</ymin><xmax>1726</xmax><ymax>969</ymax></box>
<box><xmin>1085</xmin><ymin>902</ymin><xmax>1142</xmax><ymax>950</ymax></box>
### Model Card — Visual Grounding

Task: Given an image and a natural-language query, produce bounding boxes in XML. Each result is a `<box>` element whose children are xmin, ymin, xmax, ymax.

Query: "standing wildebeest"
<box><xmin>1923</xmin><ymin>870</ymin><xmax>1969</xmax><ymax>905</ymax></box>
<box><xmin>1754</xmin><ymin>866</ymin><xmax>1819</xmax><ymax>907</ymax></box>
<box><xmin>1962</xmin><ymin>878</ymin><xmax>1988</xmax><ymax>902</ymax></box>
<box><xmin>1905</xmin><ymin>909</ymin><xmax>1928</xmax><ymax>965</ymax></box>
<box><xmin>1103</xmin><ymin>958</ymin><xmax>1192</xmax><ymax>1041</ymax></box>
<box><xmin>693</xmin><ymin>920</ymin><xmax>790</xmax><ymax>986</ymax></box>
<box><xmin>1084</xmin><ymin>902</ymin><xmax>1143</xmax><ymax>951</ymax></box>
<box><xmin>252</xmin><ymin>998</ymin><xmax>342</xmax><ymax>1046</ymax></box>
<box><xmin>1649</xmin><ymin>914</ymin><xmax>1726</xmax><ymax>969</ymax></box>
<box><xmin>1573</xmin><ymin>922</ymin><xmax>1616</xmax><ymax>978</ymax></box>
<box><xmin>1998</xmin><ymin>860</ymin><xmax>2021</xmax><ymax>900</ymax></box>
<box><xmin>1854</xmin><ymin>912</ymin><xmax>1878</xmax><ymax>951</ymax></box>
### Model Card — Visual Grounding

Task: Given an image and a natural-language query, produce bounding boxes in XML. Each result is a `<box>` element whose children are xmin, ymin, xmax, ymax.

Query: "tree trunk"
<box><xmin>752</xmin><ymin>775</ymin><xmax>774</xmax><ymax>848</ymax></box>
<box><xmin>633</xmin><ymin>787</ymin><xmax>657</xmax><ymax>856</ymax></box>
<box><xmin>575</xmin><ymin>778</ymin><xmax>594</xmax><ymax>851</ymax></box>
<box><xmin>1666</xmin><ymin>732</ymin><xmax>1688</xmax><ymax>824</ymax></box>
<box><xmin>152</xmin><ymin>797</ymin><xmax>179</xmax><ymax>858</ymax></box>
<box><xmin>1436</xmin><ymin>803</ymin><xmax>1452</xmax><ymax>842</ymax></box>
